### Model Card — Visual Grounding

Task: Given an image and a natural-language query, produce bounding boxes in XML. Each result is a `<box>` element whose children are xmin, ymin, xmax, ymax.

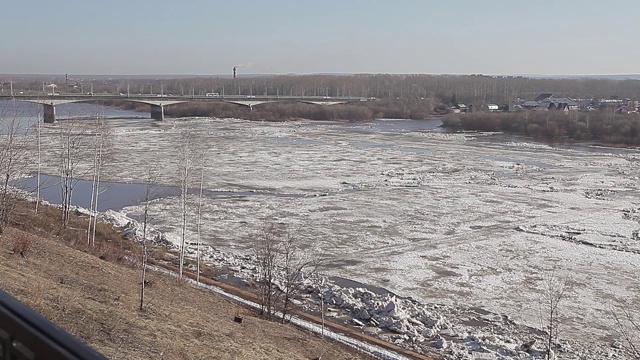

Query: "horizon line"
<box><xmin>2</xmin><ymin>72</ymin><xmax>640</xmax><ymax>79</ymax></box>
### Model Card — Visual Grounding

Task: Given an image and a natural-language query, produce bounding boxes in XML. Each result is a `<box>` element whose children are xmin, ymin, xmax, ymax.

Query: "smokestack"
<box><xmin>233</xmin><ymin>66</ymin><xmax>237</xmax><ymax>79</ymax></box>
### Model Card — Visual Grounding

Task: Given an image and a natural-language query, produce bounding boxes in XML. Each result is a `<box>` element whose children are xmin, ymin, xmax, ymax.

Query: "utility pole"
<box><xmin>127</xmin><ymin>83</ymin><xmax>130</xmax><ymax>97</ymax></box>
<box><xmin>10</xmin><ymin>81</ymin><xmax>13</xmax><ymax>96</ymax></box>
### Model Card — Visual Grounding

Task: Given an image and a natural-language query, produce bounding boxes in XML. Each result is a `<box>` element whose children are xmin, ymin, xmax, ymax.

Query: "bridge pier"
<box><xmin>43</xmin><ymin>103</ymin><xmax>56</xmax><ymax>124</ymax></box>
<box><xmin>150</xmin><ymin>104</ymin><xmax>164</xmax><ymax>120</ymax></box>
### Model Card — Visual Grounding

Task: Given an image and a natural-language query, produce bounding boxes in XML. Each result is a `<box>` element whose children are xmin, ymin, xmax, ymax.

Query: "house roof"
<box><xmin>550</xmin><ymin>98</ymin><xmax>577</xmax><ymax>106</ymax></box>
<box><xmin>523</xmin><ymin>101</ymin><xmax>539</xmax><ymax>107</ymax></box>
<box><xmin>533</xmin><ymin>93</ymin><xmax>553</xmax><ymax>102</ymax></box>
<box><xmin>618</xmin><ymin>105</ymin><xmax>636</xmax><ymax>111</ymax></box>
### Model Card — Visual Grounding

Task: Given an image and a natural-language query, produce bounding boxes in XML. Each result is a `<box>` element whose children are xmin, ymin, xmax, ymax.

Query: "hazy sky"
<box><xmin>2</xmin><ymin>0</ymin><xmax>638</xmax><ymax>76</ymax></box>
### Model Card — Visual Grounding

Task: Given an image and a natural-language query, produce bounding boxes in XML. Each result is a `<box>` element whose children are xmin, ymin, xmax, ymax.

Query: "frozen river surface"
<box><xmin>31</xmin><ymin>116</ymin><xmax>640</xmax><ymax>343</ymax></box>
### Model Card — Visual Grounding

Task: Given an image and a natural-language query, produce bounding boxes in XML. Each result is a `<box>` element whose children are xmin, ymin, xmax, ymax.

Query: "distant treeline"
<box><xmin>12</xmin><ymin>74</ymin><xmax>640</xmax><ymax>107</ymax></box>
<box><xmin>442</xmin><ymin>111</ymin><xmax>640</xmax><ymax>145</ymax></box>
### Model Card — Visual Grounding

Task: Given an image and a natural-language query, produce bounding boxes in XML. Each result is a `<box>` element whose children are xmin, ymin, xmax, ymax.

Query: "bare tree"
<box><xmin>87</xmin><ymin>108</ymin><xmax>112</xmax><ymax>245</ymax></box>
<box><xmin>538</xmin><ymin>269</ymin><xmax>570</xmax><ymax>359</ymax></box>
<box><xmin>35</xmin><ymin>106</ymin><xmax>42</xmax><ymax>214</ymax></box>
<box><xmin>611</xmin><ymin>300</ymin><xmax>640</xmax><ymax>358</ymax></box>
<box><xmin>177</xmin><ymin>128</ymin><xmax>195</xmax><ymax>279</ymax></box>
<box><xmin>196</xmin><ymin>166</ymin><xmax>205</xmax><ymax>284</ymax></box>
<box><xmin>280</xmin><ymin>231</ymin><xmax>319</xmax><ymax>321</ymax></box>
<box><xmin>254</xmin><ymin>223</ymin><xmax>282</xmax><ymax>319</ymax></box>
<box><xmin>253</xmin><ymin>224</ymin><xmax>319</xmax><ymax>321</ymax></box>
<box><xmin>319</xmin><ymin>276</ymin><xmax>326</xmax><ymax>338</ymax></box>
<box><xmin>0</xmin><ymin>100</ymin><xmax>31</xmax><ymax>234</ymax></box>
<box><xmin>57</xmin><ymin>118</ymin><xmax>90</xmax><ymax>228</ymax></box>
<box><xmin>139</xmin><ymin>168</ymin><xmax>158</xmax><ymax>311</ymax></box>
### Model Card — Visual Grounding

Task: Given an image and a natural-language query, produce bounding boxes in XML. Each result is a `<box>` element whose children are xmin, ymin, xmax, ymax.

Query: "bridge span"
<box><xmin>0</xmin><ymin>94</ymin><xmax>368</xmax><ymax>123</ymax></box>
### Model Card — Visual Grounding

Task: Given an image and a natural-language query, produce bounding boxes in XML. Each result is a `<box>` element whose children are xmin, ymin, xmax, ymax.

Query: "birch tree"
<box><xmin>538</xmin><ymin>269</ymin><xmax>570</xmax><ymax>359</ymax></box>
<box><xmin>280</xmin><ymin>231</ymin><xmax>319</xmax><ymax>321</ymax></box>
<box><xmin>0</xmin><ymin>100</ymin><xmax>30</xmax><ymax>234</ymax></box>
<box><xmin>58</xmin><ymin>118</ymin><xmax>90</xmax><ymax>228</ymax></box>
<box><xmin>196</xmin><ymin>166</ymin><xmax>205</xmax><ymax>283</ymax></box>
<box><xmin>254</xmin><ymin>223</ymin><xmax>281</xmax><ymax>319</ymax></box>
<box><xmin>177</xmin><ymin>128</ymin><xmax>194</xmax><ymax>278</ymax></box>
<box><xmin>35</xmin><ymin>106</ymin><xmax>42</xmax><ymax>214</ymax></box>
<box><xmin>253</xmin><ymin>224</ymin><xmax>319</xmax><ymax>321</ymax></box>
<box><xmin>87</xmin><ymin>109</ymin><xmax>112</xmax><ymax>245</ymax></box>
<box><xmin>139</xmin><ymin>168</ymin><xmax>158</xmax><ymax>311</ymax></box>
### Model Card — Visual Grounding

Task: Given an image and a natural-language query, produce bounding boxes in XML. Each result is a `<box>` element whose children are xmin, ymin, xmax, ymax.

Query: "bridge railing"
<box><xmin>0</xmin><ymin>94</ymin><xmax>367</xmax><ymax>101</ymax></box>
<box><xmin>0</xmin><ymin>289</ymin><xmax>107</xmax><ymax>360</ymax></box>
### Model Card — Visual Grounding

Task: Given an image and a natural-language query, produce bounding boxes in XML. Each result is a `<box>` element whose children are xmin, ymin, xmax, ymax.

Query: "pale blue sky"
<box><xmin>2</xmin><ymin>0</ymin><xmax>638</xmax><ymax>75</ymax></box>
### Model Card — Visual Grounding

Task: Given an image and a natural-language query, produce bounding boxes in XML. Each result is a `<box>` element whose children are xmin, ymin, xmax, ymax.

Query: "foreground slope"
<box><xmin>0</xmin><ymin>204</ymin><xmax>371</xmax><ymax>360</ymax></box>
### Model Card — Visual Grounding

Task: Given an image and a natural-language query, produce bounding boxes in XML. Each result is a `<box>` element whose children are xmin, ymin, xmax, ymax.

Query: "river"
<box><xmin>5</xmin><ymin>101</ymin><xmax>640</xmax><ymax>344</ymax></box>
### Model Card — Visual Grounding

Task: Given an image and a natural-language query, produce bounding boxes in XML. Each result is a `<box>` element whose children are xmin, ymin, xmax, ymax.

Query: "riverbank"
<box><xmin>98</xmin><ymin>204</ymin><xmax>629</xmax><ymax>360</ymax></box>
<box><xmin>443</xmin><ymin>111</ymin><xmax>640</xmax><ymax>146</ymax></box>
<box><xmin>5</xmin><ymin>191</ymin><xmax>629</xmax><ymax>359</ymax></box>
<box><xmin>0</xmin><ymin>198</ymin><xmax>376</xmax><ymax>360</ymax></box>
<box><xmin>94</xmin><ymin>97</ymin><xmax>435</xmax><ymax>122</ymax></box>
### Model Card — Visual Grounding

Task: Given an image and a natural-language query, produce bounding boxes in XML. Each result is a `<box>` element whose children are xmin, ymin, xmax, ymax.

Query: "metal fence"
<box><xmin>0</xmin><ymin>289</ymin><xmax>107</xmax><ymax>360</ymax></box>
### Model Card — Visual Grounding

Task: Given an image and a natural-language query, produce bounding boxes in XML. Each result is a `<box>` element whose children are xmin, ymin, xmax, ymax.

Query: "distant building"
<box><xmin>533</xmin><ymin>93</ymin><xmax>554</xmax><ymax>102</ymax></box>
<box><xmin>521</xmin><ymin>94</ymin><xmax>578</xmax><ymax>111</ymax></box>
<box><xmin>545</xmin><ymin>97</ymin><xmax>578</xmax><ymax>111</ymax></box>
<box><xmin>487</xmin><ymin>104</ymin><xmax>499</xmax><ymax>111</ymax></box>
<box><xmin>451</xmin><ymin>103</ymin><xmax>468</xmax><ymax>114</ymax></box>
<box><xmin>616</xmin><ymin>105</ymin><xmax>637</xmax><ymax>114</ymax></box>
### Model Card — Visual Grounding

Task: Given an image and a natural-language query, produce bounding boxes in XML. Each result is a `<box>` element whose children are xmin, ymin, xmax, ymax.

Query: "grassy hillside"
<box><xmin>0</xmin><ymin>199</ymin><xmax>370</xmax><ymax>360</ymax></box>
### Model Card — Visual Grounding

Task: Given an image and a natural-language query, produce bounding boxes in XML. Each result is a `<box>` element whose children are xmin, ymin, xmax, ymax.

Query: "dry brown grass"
<box><xmin>0</xmin><ymin>200</ymin><xmax>371</xmax><ymax>360</ymax></box>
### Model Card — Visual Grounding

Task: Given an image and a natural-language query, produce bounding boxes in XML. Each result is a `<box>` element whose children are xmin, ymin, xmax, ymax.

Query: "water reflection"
<box><xmin>15</xmin><ymin>174</ymin><xmax>311</xmax><ymax>212</ymax></box>
<box><xmin>0</xmin><ymin>99</ymin><xmax>148</xmax><ymax>134</ymax></box>
<box><xmin>16</xmin><ymin>174</ymin><xmax>180</xmax><ymax>212</ymax></box>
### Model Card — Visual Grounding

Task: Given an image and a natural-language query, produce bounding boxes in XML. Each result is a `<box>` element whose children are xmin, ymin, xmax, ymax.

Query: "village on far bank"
<box><xmin>450</xmin><ymin>92</ymin><xmax>639</xmax><ymax>115</ymax></box>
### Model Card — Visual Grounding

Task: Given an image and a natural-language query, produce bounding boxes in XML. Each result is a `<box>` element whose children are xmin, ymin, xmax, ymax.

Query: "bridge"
<box><xmin>0</xmin><ymin>94</ymin><xmax>369</xmax><ymax>123</ymax></box>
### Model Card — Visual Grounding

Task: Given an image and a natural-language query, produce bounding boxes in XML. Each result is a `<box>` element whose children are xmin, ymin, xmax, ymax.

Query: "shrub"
<box><xmin>12</xmin><ymin>233</ymin><xmax>32</xmax><ymax>258</ymax></box>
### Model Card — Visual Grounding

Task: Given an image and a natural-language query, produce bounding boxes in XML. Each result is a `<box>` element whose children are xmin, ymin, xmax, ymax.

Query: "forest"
<box><xmin>442</xmin><ymin>111</ymin><xmax>640</xmax><ymax>145</ymax></box>
<box><xmin>9</xmin><ymin>73</ymin><xmax>640</xmax><ymax>107</ymax></box>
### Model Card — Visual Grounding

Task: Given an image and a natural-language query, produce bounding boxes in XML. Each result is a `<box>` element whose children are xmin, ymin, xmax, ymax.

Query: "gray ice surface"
<box><xmin>27</xmin><ymin>117</ymin><xmax>640</xmax><ymax>349</ymax></box>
